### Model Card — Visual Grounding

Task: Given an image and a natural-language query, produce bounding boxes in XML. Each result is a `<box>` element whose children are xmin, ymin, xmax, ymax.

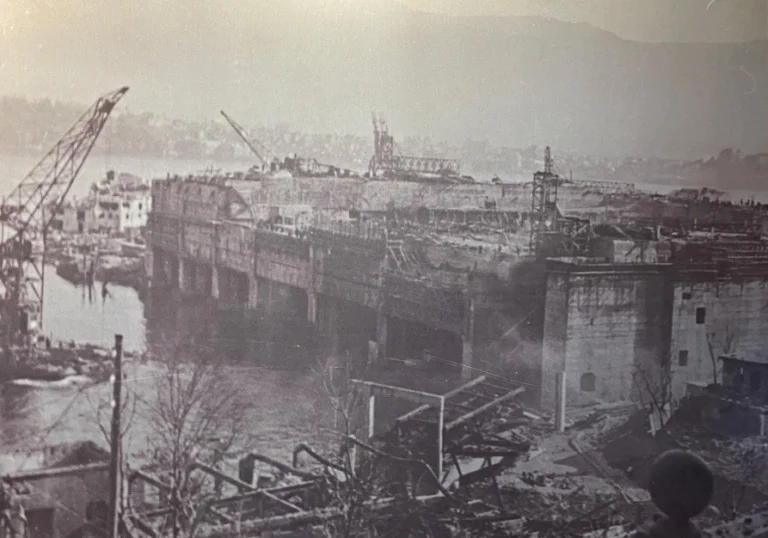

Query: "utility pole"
<box><xmin>108</xmin><ymin>334</ymin><xmax>123</xmax><ymax>538</ymax></box>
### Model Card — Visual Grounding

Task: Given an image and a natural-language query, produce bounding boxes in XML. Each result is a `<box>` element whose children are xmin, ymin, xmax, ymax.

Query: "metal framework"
<box><xmin>124</xmin><ymin>376</ymin><xmax>529</xmax><ymax>537</ymax></box>
<box><xmin>369</xmin><ymin>113</ymin><xmax>461</xmax><ymax>178</ymax></box>
<box><xmin>219</xmin><ymin>110</ymin><xmax>270</xmax><ymax>168</ymax></box>
<box><xmin>355</xmin><ymin>376</ymin><xmax>527</xmax><ymax>493</ymax></box>
<box><xmin>0</xmin><ymin>86</ymin><xmax>128</xmax><ymax>343</ymax></box>
<box><xmin>529</xmin><ymin>145</ymin><xmax>561</xmax><ymax>255</ymax></box>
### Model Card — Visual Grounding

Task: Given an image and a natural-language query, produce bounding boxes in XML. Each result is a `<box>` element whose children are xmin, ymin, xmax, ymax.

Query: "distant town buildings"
<box><xmin>51</xmin><ymin>170</ymin><xmax>151</xmax><ymax>238</ymax></box>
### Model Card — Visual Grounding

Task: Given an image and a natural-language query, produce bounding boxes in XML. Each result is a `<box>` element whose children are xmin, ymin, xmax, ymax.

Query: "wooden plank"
<box><xmin>395</xmin><ymin>376</ymin><xmax>487</xmax><ymax>424</ymax></box>
<box><xmin>260</xmin><ymin>491</ymin><xmax>302</xmax><ymax>513</ymax></box>
<box><xmin>191</xmin><ymin>461</ymin><xmax>302</xmax><ymax>514</ymax></box>
<box><xmin>446</xmin><ymin>388</ymin><xmax>525</xmax><ymax>431</ymax></box>
<box><xmin>197</xmin><ymin>494</ymin><xmax>445</xmax><ymax>537</ymax></box>
<box><xmin>351</xmin><ymin>380</ymin><xmax>443</xmax><ymax>406</ymax></box>
<box><xmin>6</xmin><ymin>462</ymin><xmax>109</xmax><ymax>481</ymax></box>
<box><xmin>130</xmin><ymin>470</ymin><xmax>172</xmax><ymax>492</ymax></box>
<box><xmin>210</xmin><ymin>482</ymin><xmax>316</xmax><ymax>507</ymax></box>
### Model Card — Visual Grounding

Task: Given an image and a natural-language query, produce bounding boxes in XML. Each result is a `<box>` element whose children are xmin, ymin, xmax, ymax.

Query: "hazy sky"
<box><xmin>400</xmin><ymin>0</ymin><xmax>766</xmax><ymax>42</ymax></box>
<box><xmin>1</xmin><ymin>0</ymin><xmax>765</xmax><ymax>45</ymax></box>
<box><xmin>0</xmin><ymin>0</ymin><xmax>765</xmax><ymax>158</ymax></box>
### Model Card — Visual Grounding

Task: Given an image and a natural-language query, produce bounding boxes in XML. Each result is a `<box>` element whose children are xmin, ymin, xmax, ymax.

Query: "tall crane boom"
<box><xmin>0</xmin><ymin>86</ymin><xmax>129</xmax><ymax>344</ymax></box>
<box><xmin>220</xmin><ymin>110</ymin><xmax>269</xmax><ymax>168</ymax></box>
<box><xmin>1</xmin><ymin>86</ymin><xmax>129</xmax><ymax>243</ymax></box>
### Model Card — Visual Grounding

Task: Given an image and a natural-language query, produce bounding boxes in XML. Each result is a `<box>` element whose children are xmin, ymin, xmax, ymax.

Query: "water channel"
<box><xmin>0</xmin><ymin>267</ymin><xmax>321</xmax><ymax>469</ymax></box>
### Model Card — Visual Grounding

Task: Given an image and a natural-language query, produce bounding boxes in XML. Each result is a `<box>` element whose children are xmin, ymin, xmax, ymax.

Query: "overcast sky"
<box><xmin>401</xmin><ymin>0</ymin><xmax>766</xmax><ymax>42</ymax></box>
<box><xmin>0</xmin><ymin>0</ymin><xmax>765</xmax><ymax>158</ymax></box>
<box><xmin>2</xmin><ymin>0</ymin><xmax>765</xmax><ymax>45</ymax></box>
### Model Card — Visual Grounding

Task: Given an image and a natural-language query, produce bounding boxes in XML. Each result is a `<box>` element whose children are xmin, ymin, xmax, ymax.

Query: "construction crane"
<box><xmin>528</xmin><ymin>146</ymin><xmax>592</xmax><ymax>257</ymax></box>
<box><xmin>528</xmin><ymin>146</ymin><xmax>562</xmax><ymax>254</ymax></box>
<box><xmin>221</xmin><ymin>110</ymin><xmax>357</xmax><ymax>179</ymax></box>
<box><xmin>220</xmin><ymin>110</ymin><xmax>271</xmax><ymax>170</ymax></box>
<box><xmin>369</xmin><ymin>112</ymin><xmax>462</xmax><ymax>180</ymax></box>
<box><xmin>0</xmin><ymin>86</ymin><xmax>129</xmax><ymax>346</ymax></box>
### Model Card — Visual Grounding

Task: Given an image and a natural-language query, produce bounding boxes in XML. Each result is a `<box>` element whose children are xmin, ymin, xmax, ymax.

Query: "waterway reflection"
<box><xmin>1</xmin><ymin>271</ymin><xmax>324</xmax><ymax>467</ymax></box>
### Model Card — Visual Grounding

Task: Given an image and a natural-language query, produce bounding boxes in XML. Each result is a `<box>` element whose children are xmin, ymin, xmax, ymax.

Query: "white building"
<box><xmin>118</xmin><ymin>192</ymin><xmax>152</xmax><ymax>233</ymax></box>
<box><xmin>92</xmin><ymin>190</ymin><xmax>151</xmax><ymax>236</ymax></box>
<box><xmin>89</xmin><ymin>171</ymin><xmax>152</xmax><ymax>236</ymax></box>
<box><xmin>51</xmin><ymin>199</ymin><xmax>95</xmax><ymax>234</ymax></box>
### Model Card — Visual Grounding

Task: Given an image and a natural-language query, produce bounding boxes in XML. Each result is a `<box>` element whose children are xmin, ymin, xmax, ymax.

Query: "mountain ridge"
<box><xmin>0</xmin><ymin>3</ymin><xmax>765</xmax><ymax>159</ymax></box>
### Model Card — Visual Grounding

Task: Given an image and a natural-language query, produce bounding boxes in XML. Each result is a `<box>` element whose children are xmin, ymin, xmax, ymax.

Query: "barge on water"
<box><xmin>0</xmin><ymin>337</ymin><xmax>118</xmax><ymax>385</ymax></box>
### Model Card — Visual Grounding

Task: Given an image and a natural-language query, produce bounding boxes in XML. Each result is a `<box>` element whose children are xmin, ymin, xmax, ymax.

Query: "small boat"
<box><xmin>14</xmin><ymin>363</ymin><xmax>74</xmax><ymax>382</ymax></box>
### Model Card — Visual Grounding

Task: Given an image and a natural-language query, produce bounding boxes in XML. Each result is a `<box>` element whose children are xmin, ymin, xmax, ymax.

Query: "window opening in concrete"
<box><xmin>695</xmin><ymin>307</ymin><xmax>706</xmax><ymax>324</ymax></box>
<box><xmin>580</xmin><ymin>372</ymin><xmax>596</xmax><ymax>392</ymax></box>
<box><xmin>678</xmin><ymin>349</ymin><xmax>689</xmax><ymax>366</ymax></box>
<box><xmin>682</xmin><ymin>291</ymin><xmax>692</xmax><ymax>300</ymax></box>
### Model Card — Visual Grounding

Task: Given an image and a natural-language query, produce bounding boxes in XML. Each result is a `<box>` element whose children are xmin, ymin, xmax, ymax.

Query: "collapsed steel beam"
<box><xmin>446</xmin><ymin>388</ymin><xmax>525</xmax><ymax>431</ymax></box>
<box><xmin>196</xmin><ymin>494</ymin><xmax>445</xmax><ymax>538</ymax></box>
<box><xmin>241</xmin><ymin>452</ymin><xmax>316</xmax><ymax>481</ymax></box>
<box><xmin>343</xmin><ymin>435</ymin><xmax>454</xmax><ymax>500</ymax></box>
<box><xmin>209</xmin><ymin>481</ymin><xmax>317</xmax><ymax>508</ymax></box>
<box><xmin>130</xmin><ymin>469</ymin><xmax>172</xmax><ymax>491</ymax></box>
<box><xmin>190</xmin><ymin>461</ymin><xmax>303</xmax><ymax>514</ymax></box>
<box><xmin>128</xmin><ymin>515</ymin><xmax>160</xmax><ymax>538</ymax></box>
<box><xmin>291</xmin><ymin>443</ymin><xmax>351</xmax><ymax>477</ymax></box>
<box><xmin>395</xmin><ymin>376</ymin><xmax>488</xmax><ymax>424</ymax></box>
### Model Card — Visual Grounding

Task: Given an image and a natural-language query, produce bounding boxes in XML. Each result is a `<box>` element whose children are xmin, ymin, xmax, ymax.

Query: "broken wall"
<box><xmin>669</xmin><ymin>278</ymin><xmax>768</xmax><ymax>399</ymax></box>
<box><xmin>542</xmin><ymin>263</ymin><xmax>671</xmax><ymax>411</ymax></box>
<box><xmin>216</xmin><ymin>222</ymin><xmax>253</xmax><ymax>274</ymax></box>
<box><xmin>11</xmin><ymin>466</ymin><xmax>109</xmax><ymax>538</ymax></box>
<box><xmin>592</xmin><ymin>238</ymin><xmax>661</xmax><ymax>264</ymax></box>
<box><xmin>151</xmin><ymin>179</ymin><xmax>230</xmax><ymax>221</ymax></box>
<box><xmin>250</xmin><ymin>177</ymin><xmax>363</xmax><ymax>208</ymax></box>
<box><xmin>422</xmin><ymin>245</ymin><xmax>523</xmax><ymax>277</ymax></box>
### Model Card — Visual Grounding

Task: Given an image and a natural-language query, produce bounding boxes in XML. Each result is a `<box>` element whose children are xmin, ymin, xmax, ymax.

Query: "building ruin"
<box><xmin>145</xmin><ymin>153</ymin><xmax>768</xmax><ymax>422</ymax></box>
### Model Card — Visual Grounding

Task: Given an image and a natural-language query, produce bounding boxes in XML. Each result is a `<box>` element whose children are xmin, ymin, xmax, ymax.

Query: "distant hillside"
<box><xmin>0</xmin><ymin>1</ymin><xmax>765</xmax><ymax>161</ymax></box>
<box><xmin>3</xmin><ymin>95</ymin><xmax>768</xmax><ymax>192</ymax></box>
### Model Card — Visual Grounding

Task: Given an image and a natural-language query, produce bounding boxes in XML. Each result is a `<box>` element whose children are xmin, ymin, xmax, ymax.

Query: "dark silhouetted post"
<box><xmin>635</xmin><ymin>449</ymin><xmax>714</xmax><ymax>538</ymax></box>
<box><xmin>108</xmin><ymin>334</ymin><xmax>123</xmax><ymax>538</ymax></box>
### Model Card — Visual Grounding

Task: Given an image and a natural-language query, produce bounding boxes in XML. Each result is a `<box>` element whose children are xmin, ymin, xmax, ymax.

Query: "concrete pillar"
<box><xmin>307</xmin><ymin>244</ymin><xmax>317</xmax><ymax>324</ymax></box>
<box><xmin>266</xmin><ymin>279</ymin><xmax>274</xmax><ymax>313</ymax></box>
<box><xmin>375</xmin><ymin>309</ymin><xmax>388</xmax><ymax>361</ymax></box>
<box><xmin>189</xmin><ymin>261</ymin><xmax>199</xmax><ymax>293</ymax></box>
<box><xmin>760</xmin><ymin>412</ymin><xmax>768</xmax><ymax>437</ymax></box>
<box><xmin>248</xmin><ymin>277</ymin><xmax>259</xmax><ymax>310</ymax></box>
<box><xmin>367</xmin><ymin>393</ymin><xmax>376</xmax><ymax>439</ymax></box>
<box><xmin>193</xmin><ymin>263</ymin><xmax>201</xmax><ymax>294</ymax></box>
<box><xmin>178</xmin><ymin>257</ymin><xmax>187</xmax><ymax>292</ymax></box>
<box><xmin>211</xmin><ymin>265</ymin><xmax>220</xmax><ymax>300</ymax></box>
<box><xmin>307</xmin><ymin>291</ymin><xmax>317</xmax><ymax>324</ymax></box>
<box><xmin>461</xmin><ymin>295</ymin><xmax>475</xmax><ymax>380</ymax></box>
<box><xmin>554</xmin><ymin>371</ymin><xmax>567</xmax><ymax>432</ymax></box>
<box><xmin>461</xmin><ymin>341</ymin><xmax>474</xmax><ymax>381</ymax></box>
<box><xmin>328</xmin><ymin>298</ymin><xmax>340</xmax><ymax>357</ymax></box>
<box><xmin>145</xmin><ymin>249</ymin><xmax>155</xmax><ymax>283</ymax></box>
<box><xmin>200</xmin><ymin>265</ymin><xmax>212</xmax><ymax>296</ymax></box>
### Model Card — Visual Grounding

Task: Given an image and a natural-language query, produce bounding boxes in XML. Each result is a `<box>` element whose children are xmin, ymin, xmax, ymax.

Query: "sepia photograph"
<box><xmin>0</xmin><ymin>0</ymin><xmax>766</xmax><ymax>536</ymax></box>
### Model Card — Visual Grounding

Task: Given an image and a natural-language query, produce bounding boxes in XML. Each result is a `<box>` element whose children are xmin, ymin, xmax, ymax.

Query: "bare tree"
<box><xmin>706</xmin><ymin>322</ymin><xmax>739</xmax><ymax>385</ymax></box>
<box><xmin>720</xmin><ymin>443</ymin><xmax>768</xmax><ymax>522</ymax></box>
<box><xmin>140</xmin><ymin>334</ymin><xmax>255</xmax><ymax>538</ymax></box>
<box><xmin>304</xmin><ymin>355</ymin><xmax>459</xmax><ymax>538</ymax></box>
<box><xmin>632</xmin><ymin>360</ymin><xmax>674</xmax><ymax>435</ymax></box>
